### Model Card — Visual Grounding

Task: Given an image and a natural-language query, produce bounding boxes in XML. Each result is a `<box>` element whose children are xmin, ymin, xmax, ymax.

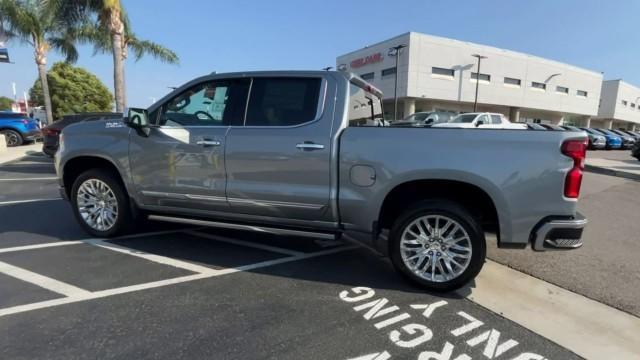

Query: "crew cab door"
<box><xmin>224</xmin><ymin>76</ymin><xmax>335</xmax><ymax>222</ymax></box>
<box><xmin>129</xmin><ymin>78</ymin><xmax>249</xmax><ymax>212</ymax></box>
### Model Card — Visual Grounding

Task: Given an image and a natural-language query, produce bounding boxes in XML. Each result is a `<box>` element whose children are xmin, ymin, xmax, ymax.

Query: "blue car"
<box><xmin>589</xmin><ymin>128</ymin><xmax>622</xmax><ymax>150</ymax></box>
<box><xmin>0</xmin><ymin>111</ymin><xmax>41</xmax><ymax>147</ymax></box>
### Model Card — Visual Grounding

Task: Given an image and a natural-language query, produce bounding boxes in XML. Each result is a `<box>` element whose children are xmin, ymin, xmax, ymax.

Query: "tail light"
<box><xmin>561</xmin><ymin>139</ymin><xmax>588</xmax><ymax>198</ymax></box>
<box><xmin>42</xmin><ymin>128</ymin><xmax>61</xmax><ymax>136</ymax></box>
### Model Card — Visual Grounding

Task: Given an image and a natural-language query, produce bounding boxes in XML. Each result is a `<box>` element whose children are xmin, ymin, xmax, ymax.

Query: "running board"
<box><xmin>147</xmin><ymin>215</ymin><xmax>338</xmax><ymax>240</ymax></box>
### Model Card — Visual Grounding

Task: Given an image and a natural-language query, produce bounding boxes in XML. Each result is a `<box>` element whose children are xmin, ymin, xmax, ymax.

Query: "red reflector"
<box><xmin>561</xmin><ymin>139</ymin><xmax>588</xmax><ymax>198</ymax></box>
<box><xmin>42</xmin><ymin>128</ymin><xmax>61</xmax><ymax>136</ymax></box>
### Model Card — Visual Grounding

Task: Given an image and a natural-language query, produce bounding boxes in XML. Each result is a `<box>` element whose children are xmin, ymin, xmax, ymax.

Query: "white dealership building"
<box><xmin>593</xmin><ymin>80</ymin><xmax>640</xmax><ymax>131</ymax></box>
<box><xmin>336</xmin><ymin>32</ymin><xmax>605</xmax><ymax>127</ymax></box>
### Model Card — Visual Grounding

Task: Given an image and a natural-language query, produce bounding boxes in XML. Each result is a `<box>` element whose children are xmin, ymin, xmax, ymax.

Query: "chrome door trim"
<box><xmin>228</xmin><ymin>197</ymin><xmax>325</xmax><ymax>210</ymax></box>
<box><xmin>296</xmin><ymin>143</ymin><xmax>325</xmax><ymax>150</ymax></box>
<box><xmin>141</xmin><ymin>191</ymin><xmax>226</xmax><ymax>203</ymax></box>
<box><xmin>196</xmin><ymin>140</ymin><xmax>221</xmax><ymax>146</ymax></box>
<box><xmin>148</xmin><ymin>214</ymin><xmax>337</xmax><ymax>240</ymax></box>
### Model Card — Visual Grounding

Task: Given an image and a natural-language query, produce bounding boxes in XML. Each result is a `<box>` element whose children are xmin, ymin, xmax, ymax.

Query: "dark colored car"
<box><xmin>618</xmin><ymin>129</ymin><xmax>640</xmax><ymax>141</ymax></box>
<box><xmin>632</xmin><ymin>141</ymin><xmax>640</xmax><ymax>161</ymax></box>
<box><xmin>563</xmin><ymin>126</ymin><xmax>604</xmax><ymax>150</ymax></box>
<box><xmin>391</xmin><ymin>111</ymin><xmax>456</xmax><ymax>127</ymax></box>
<box><xmin>608</xmin><ymin>129</ymin><xmax>636</xmax><ymax>149</ymax></box>
<box><xmin>42</xmin><ymin>112</ymin><xmax>122</xmax><ymax>156</ymax></box>
<box><xmin>524</xmin><ymin>123</ymin><xmax>547</xmax><ymax>130</ymax></box>
<box><xmin>539</xmin><ymin>124</ymin><xmax>566</xmax><ymax>131</ymax></box>
<box><xmin>0</xmin><ymin>111</ymin><xmax>41</xmax><ymax>147</ymax></box>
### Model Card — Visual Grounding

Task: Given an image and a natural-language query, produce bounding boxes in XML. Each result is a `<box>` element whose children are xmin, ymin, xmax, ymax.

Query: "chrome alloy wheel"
<box><xmin>399</xmin><ymin>215</ymin><xmax>472</xmax><ymax>282</ymax></box>
<box><xmin>76</xmin><ymin>179</ymin><xmax>118</xmax><ymax>231</ymax></box>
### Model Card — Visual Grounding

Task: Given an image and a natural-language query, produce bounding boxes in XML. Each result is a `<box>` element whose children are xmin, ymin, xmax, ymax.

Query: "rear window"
<box><xmin>348</xmin><ymin>83</ymin><xmax>383</xmax><ymax>126</ymax></box>
<box><xmin>245</xmin><ymin>77</ymin><xmax>321</xmax><ymax>126</ymax></box>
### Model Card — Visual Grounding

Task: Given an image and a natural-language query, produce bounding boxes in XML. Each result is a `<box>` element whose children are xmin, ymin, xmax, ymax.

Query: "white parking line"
<box><xmin>463</xmin><ymin>260</ymin><xmax>640</xmax><ymax>359</ymax></box>
<box><xmin>85</xmin><ymin>239</ymin><xmax>217</xmax><ymax>275</ymax></box>
<box><xmin>0</xmin><ymin>228</ymin><xmax>203</xmax><ymax>254</ymax></box>
<box><xmin>0</xmin><ymin>245</ymin><xmax>357</xmax><ymax>317</ymax></box>
<box><xmin>0</xmin><ymin>177</ymin><xmax>58</xmax><ymax>181</ymax></box>
<box><xmin>187</xmin><ymin>230</ymin><xmax>305</xmax><ymax>256</ymax></box>
<box><xmin>0</xmin><ymin>198</ymin><xmax>62</xmax><ymax>206</ymax></box>
<box><xmin>0</xmin><ymin>261</ymin><xmax>91</xmax><ymax>297</ymax></box>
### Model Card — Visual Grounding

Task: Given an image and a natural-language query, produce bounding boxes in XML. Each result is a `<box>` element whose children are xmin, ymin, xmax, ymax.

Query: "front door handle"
<box><xmin>296</xmin><ymin>142</ymin><xmax>325</xmax><ymax>151</ymax></box>
<box><xmin>196</xmin><ymin>139</ymin><xmax>221</xmax><ymax>147</ymax></box>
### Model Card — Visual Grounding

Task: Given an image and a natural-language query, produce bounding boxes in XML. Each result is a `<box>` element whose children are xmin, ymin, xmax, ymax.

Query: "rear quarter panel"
<box><xmin>338</xmin><ymin>127</ymin><xmax>585</xmax><ymax>245</ymax></box>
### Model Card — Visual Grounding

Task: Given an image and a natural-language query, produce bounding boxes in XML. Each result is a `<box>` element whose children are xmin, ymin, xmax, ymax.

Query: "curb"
<box><xmin>585</xmin><ymin>164</ymin><xmax>640</xmax><ymax>182</ymax></box>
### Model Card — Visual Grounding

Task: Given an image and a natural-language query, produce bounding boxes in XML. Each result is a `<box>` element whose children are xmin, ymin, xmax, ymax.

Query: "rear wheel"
<box><xmin>389</xmin><ymin>200</ymin><xmax>486</xmax><ymax>292</ymax></box>
<box><xmin>1</xmin><ymin>130</ymin><xmax>23</xmax><ymax>147</ymax></box>
<box><xmin>71</xmin><ymin>169</ymin><xmax>133</xmax><ymax>237</ymax></box>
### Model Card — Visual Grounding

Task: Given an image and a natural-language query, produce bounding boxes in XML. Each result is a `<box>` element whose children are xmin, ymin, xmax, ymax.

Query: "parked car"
<box><xmin>586</xmin><ymin>128</ymin><xmax>622</xmax><ymax>149</ymax></box>
<box><xmin>632</xmin><ymin>141</ymin><xmax>640</xmax><ymax>161</ymax></box>
<box><xmin>42</xmin><ymin>112</ymin><xmax>122</xmax><ymax>156</ymax></box>
<box><xmin>608</xmin><ymin>129</ymin><xmax>636</xmax><ymax>149</ymax></box>
<box><xmin>563</xmin><ymin>126</ymin><xmax>604</xmax><ymax>149</ymax></box>
<box><xmin>619</xmin><ymin>130</ymin><xmax>640</xmax><ymax>140</ymax></box>
<box><xmin>432</xmin><ymin>112</ymin><xmax>527</xmax><ymax>129</ymax></box>
<box><xmin>392</xmin><ymin>111</ymin><xmax>456</xmax><ymax>127</ymax></box>
<box><xmin>0</xmin><ymin>111</ymin><xmax>42</xmax><ymax>147</ymax></box>
<box><xmin>524</xmin><ymin>123</ymin><xmax>547</xmax><ymax>130</ymax></box>
<box><xmin>56</xmin><ymin>71</ymin><xmax>588</xmax><ymax>291</ymax></box>
<box><xmin>597</xmin><ymin>128</ymin><xmax>631</xmax><ymax>149</ymax></box>
<box><xmin>539</xmin><ymin>124</ymin><xmax>566</xmax><ymax>131</ymax></box>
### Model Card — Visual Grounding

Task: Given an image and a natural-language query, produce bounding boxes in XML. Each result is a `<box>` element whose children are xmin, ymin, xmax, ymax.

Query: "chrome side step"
<box><xmin>147</xmin><ymin>214</ymin><xmax>337</xmax><ymax>240</ymax></box>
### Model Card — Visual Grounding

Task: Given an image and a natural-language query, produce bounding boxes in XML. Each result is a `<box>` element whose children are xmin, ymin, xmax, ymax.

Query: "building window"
<box><xmin>360</xmin><ymin>72</ymin><xmax>374</xmax><ymax>81</ymax></box>
<box><xmin>432</xmin><ymin>67</ymin><xmax>455</xmax><ymax>78</ymax></box>
<box><xmin>504</xmin><ymin>77</ymin><xmax>521</xmax><ymax>87</ymax></box>
<box><xmin>381</xmin><ymin>67</ymin><xmax>396</xmax><ymax>77</ymax></box>
<box><xmin>556</xmin><ymin>86</ymin><xmax>569</xmax><ymax>94</ymax></box>
<box><xmin>471</xmin><ymin>72</ymin><xmax>491</xmax><ymax>82</ymax></box>
<box><xmin>632</xmin><ymin>103</ymin><xmax>636</xmax><ymax>109</ymax></box>
<box><xmin>531</xmin><ymin>82</ymin><xmax>546</xmax><ymax>91</ymax></box>
<box><xmin>622</xmin><ymin>100</ymin><xmax>628</xmax><ymax>106</ymax></box>
<box><xmin>576</xmin><ymin>90</ymin><xmax>588</xmax><ymax>98</ymax></box>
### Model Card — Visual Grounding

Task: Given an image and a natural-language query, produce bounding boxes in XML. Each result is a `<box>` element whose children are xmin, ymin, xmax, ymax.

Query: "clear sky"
<box><xmin>0</xmin><ymin>0</ymin><xmax>638</xmax><ymax>108</ymax></box>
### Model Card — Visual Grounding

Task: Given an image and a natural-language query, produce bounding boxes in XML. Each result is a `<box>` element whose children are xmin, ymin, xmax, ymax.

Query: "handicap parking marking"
<box><xmin>0</xmin><ymin>244</ymin><xmax>357</xmax><ymax>318</ymax></box>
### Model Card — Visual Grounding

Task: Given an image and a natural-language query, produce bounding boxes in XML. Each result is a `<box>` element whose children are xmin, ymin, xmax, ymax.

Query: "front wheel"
<box><xmin>389</xmin><ymin>200</ymin><xmax>486</xmax><ymax>292</ymax></box>
<box><xmin>71</xmin><ymin>169</ymin><xmax>133</xmax><ymax>237</ymax></box>
<box><xmin>2</xmin><ymin>130</ymin><xmax>23</xmax><ymax>147</ymax></box>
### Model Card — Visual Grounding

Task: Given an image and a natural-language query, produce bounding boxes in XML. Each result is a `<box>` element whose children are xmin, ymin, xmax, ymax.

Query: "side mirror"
<box><xmin>125</xmin><ymin>107</ymin><xmax>150</xmax><ymax>136</ymax></box>
<box><xmin>475</xmin><ymin>120</ymin><xmax>484</xmax><ymax>127</ymax></box>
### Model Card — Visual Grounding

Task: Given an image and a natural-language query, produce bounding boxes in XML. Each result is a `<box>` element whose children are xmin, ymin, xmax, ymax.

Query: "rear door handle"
<box><xmin>296</xmin><ymin>142</ymin><xmax>325</xmax><ymax>151</ymax></box>
<box><xmin>196</xmin><ymin>139</ymin><xmax>221</xmax><ymax>147</ymax></box>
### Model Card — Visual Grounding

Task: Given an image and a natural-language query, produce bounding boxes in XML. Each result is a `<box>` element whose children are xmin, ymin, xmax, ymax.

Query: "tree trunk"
<box><xmin>35</xmin><ymin>47</ymin><xmax>53</xmax><ymax>124</ymax></box>
<box><xmin>109</xmin><ymin>11</ymin><xmax>125</xmax><ymax>112</ymax></box>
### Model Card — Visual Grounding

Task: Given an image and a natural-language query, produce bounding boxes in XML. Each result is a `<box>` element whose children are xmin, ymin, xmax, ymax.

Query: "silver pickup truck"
<box><xmin>55</xmin><ymin>71</ymin><xmax>588</xmax><ymax>291</ymax></box>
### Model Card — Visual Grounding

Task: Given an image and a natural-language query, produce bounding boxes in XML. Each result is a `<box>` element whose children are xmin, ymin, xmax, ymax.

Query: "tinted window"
<box><xmin>490</xmin><ymin>114</ymin><xmax>502</xmax><ymax>124</ymax></box>
<box><xmin>159</xmin><ymin>79</ymin><xmax>249</xmax><ymax>127</ymax></box>
<box><xmin>360</xmin><ymin>72</ymin><xmax>374</xmax><ymax>81</ymax></box>
<box><xmin>348</xmin><ymin>83</ymin><xmax>383</xmax><ymax>126</ymax></box>
<box><xmin>0</xmin><ymin>112</ymin><xmax>27</xmax><ymax>119</ymax></box>
<box><xmin>245</xmin><ymin>77</ymin><xmax>321</xmax><ymax>126</ymax></box>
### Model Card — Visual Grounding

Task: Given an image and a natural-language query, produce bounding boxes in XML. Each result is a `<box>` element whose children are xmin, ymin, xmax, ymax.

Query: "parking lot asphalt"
<box><xmin>0</xmin><ymin>153</ymin><xmax>638</xmax><ymax>359</ymax></box>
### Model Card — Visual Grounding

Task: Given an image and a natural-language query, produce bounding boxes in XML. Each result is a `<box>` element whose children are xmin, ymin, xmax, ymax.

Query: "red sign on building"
<box><xmin>350</xmin><ymin>52</ymin><xmax>383</xmax><ymax>68</ymax></box>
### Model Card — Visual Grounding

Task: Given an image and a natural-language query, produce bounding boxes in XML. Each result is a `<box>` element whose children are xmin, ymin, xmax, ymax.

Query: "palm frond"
<box><xmin>48</xmin><ymin>32</ymin><xmax>79</xmax><ymax>63</ymax></box>
<box><xmin>127</xmin><ymin>36</ymin><xmax>179</xmax><ymax>64</ymax></box>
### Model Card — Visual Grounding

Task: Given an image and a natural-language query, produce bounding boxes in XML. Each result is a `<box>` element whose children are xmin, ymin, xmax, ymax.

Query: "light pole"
<box><xmin>471</xmin><ymin>54</ymin><xmax>487</xmax><ymax>112</ymax></box>
<box><xmin>389</xmin><ymin>44</ymin><xmax>407</xmax><ymax>120</ymax></box>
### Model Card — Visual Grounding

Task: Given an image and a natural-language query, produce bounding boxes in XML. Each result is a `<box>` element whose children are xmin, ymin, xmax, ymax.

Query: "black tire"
<box><xmin>389</xmin><ymin>199</ymin><xmax>486</xmax><ymax>292</ymax></box>
<box><xmin>70</xmin><ymin>169</ymin><xmax>133</xmax><ymax>237</ymax></box>
<box><xmin>2</xmin><ymin>130</ymin><xmax>23</xmax><ymax>147</ymax></box>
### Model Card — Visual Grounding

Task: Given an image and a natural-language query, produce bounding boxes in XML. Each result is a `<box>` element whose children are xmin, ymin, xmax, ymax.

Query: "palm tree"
<box><xmin>0</xmin><ymin>0</ymin><xmax>80</xmax><ymax>123</ymax></box>
<box><xmin>48</xmin><ymin>0</ymin><xmax>179</xmax><ymax>112</ymax></box>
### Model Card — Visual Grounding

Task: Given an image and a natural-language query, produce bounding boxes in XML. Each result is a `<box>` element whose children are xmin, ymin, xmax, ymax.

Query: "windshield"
<box><xmin>450</xmin><ymin>114</ymin><xmax>477</xmax><ymax>123</ymax></box>
<box><xmin>598</xmin><ymin>129</ymin><xmax>617</xmax><ymax>136</ymax></box>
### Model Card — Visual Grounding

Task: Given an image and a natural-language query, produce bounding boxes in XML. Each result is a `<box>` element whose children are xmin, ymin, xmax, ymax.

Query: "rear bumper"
<box><xmin>531</xmin><ymin>212</ymin><xmax>587</xmax><ymax>251</ymax></box>
<box><xmin>22</xmin><ymin>129</ymin><xmax>42</xmax><ymax>141</ymax></box>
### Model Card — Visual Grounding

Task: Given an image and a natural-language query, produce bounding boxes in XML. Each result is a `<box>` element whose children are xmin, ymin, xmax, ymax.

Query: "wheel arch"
<box><xmin>62</xmin><ymin>155</ymin><xmax>129</xmax><ymax>200</ymax></box>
